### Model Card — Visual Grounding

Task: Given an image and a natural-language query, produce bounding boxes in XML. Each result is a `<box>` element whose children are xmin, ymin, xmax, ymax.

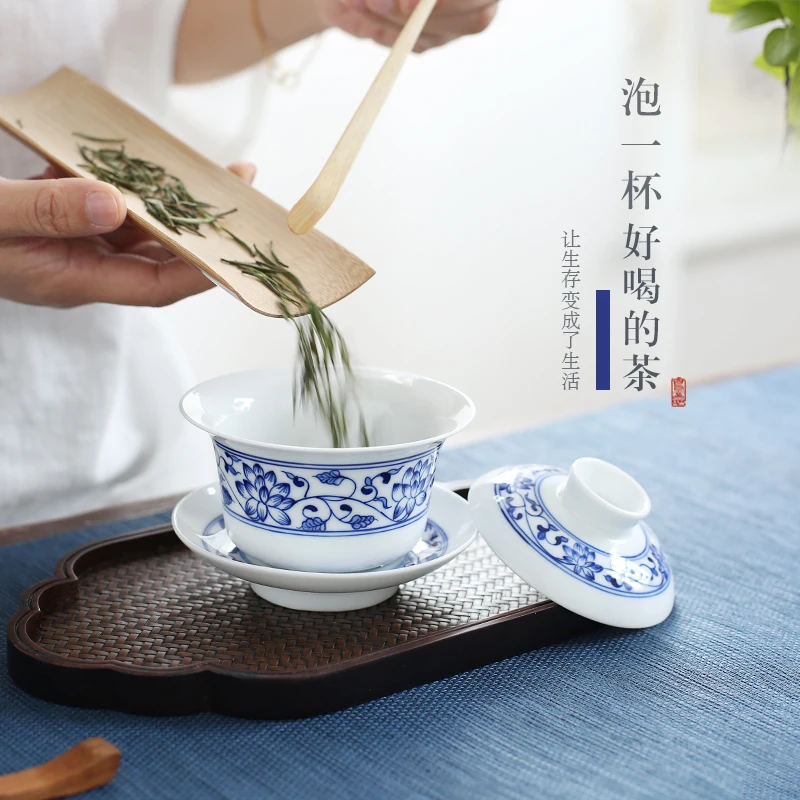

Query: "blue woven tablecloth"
<box><xmin>1</xmin><ymin>368</ymin><xmax>799</xmax><ymax>799</ymax></box>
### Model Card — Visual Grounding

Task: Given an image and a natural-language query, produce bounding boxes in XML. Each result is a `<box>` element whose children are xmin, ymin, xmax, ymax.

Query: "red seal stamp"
<box><xmin>671</xmin><ymin>377</ymin><xmax>686</xmax><ymax>408</ymax></box>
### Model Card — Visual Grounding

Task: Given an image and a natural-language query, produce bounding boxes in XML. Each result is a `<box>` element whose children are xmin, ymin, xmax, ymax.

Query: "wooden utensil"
<box><xmin>0</xmin><ymin>68</ymin><xmax>374</xmax><ymax>317</ymax></box>
<box><xmin>0</xmin><ymin>737</ymin><xmax>121</xmax><ymax>800</ymax></box>
<box><xmin>288</xmin><ymin>0</ymin><xmax>438</xmax><ymax>235</ymax></box>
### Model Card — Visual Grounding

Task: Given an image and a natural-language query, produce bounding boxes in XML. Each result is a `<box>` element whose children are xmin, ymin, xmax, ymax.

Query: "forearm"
<box><xmin>174</xmin><ymin>0</ymin><xmax>327</xmax><ymax>84</ymax></box>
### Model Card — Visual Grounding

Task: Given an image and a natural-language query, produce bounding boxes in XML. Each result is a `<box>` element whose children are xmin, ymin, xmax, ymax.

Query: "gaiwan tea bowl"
<box><xmin>180</xmin><ymin>368</ymin><xmax>475</xmax><ymax>573</ymax></box>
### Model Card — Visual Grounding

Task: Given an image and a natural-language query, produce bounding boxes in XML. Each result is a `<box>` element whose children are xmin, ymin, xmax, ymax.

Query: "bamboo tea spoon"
<box><xmin>288</xmin><ymin>0</ymin><xmax>438</xmax><ymax>235</ymax></box>
<box><xmin>0</xmin><ymin>68</ymin><xmax>374</xmax><ymax>317</ymax></box>
<box><xmin>0</xmin><ymin>738</ymin><xmax>121</xmax><ymax>800</ymax></box>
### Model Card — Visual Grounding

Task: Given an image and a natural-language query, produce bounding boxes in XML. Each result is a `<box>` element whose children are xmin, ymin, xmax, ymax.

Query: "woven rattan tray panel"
<box><xmin>8</xmin><ymin>516</ymin><xmax>596</xmax><ymax>718</ymax></box>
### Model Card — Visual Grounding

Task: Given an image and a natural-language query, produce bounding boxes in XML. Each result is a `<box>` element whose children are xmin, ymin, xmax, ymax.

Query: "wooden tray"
<box><xmin>6</xmin><ymin>488</ymin><xmax>596</xmax><ymax>719</ymax></box>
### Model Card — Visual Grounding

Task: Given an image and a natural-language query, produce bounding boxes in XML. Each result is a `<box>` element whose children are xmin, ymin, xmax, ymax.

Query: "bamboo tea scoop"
<box><xmin>0</xmin><ymin>68</ymin><xmax>374</xmax><ymax>317</ymax></box>
<box><xmin>288</xmin><ymin>0</ymin><xmax>438</xmax><ymax>235</ymax></box>
<box><xmin>0</xmin><ymin>737</ymin><xmax>121</xmax><ymax>799</ymax></box>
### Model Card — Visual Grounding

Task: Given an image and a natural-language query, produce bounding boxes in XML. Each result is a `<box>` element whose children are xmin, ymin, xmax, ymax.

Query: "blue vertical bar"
<box><xmin>596</xmin><ymin>290</ymin><xmax>610</xmax><ymax>391</ymax></box>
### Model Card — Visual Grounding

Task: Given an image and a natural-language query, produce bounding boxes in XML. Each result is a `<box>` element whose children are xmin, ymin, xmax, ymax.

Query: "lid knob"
<box><xmin>557</xmin><ymin>458</ymin><xmax>651</xmax><ymax>537</ymax></box>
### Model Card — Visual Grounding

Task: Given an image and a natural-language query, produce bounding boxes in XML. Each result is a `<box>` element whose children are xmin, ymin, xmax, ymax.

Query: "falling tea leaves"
<box><xmin>74</xmin><ymin>134</ymin><xmax>368</xmax><ymax>448</ymax></box>
<box><xmin>220</xmin><ymin>235</ymin><xmax>368</xmax><ymax>448</ymax></box>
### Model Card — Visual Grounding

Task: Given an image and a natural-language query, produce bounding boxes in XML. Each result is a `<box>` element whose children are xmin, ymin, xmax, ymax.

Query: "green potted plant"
<box><xmin>710</xmin><ymin>0</ymin><xmax>800</xmax><ymax>143</ymax></box>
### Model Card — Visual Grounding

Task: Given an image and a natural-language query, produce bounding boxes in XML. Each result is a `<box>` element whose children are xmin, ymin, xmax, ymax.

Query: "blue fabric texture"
<box><xmin>1</xmin><ymin>367</ymin><xmax>799</xmax><ymax>799</ymax></box>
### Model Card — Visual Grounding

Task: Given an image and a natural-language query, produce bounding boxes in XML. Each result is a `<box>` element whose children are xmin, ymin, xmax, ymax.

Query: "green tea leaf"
<box><xmin>788</xmin><ymin>64</ymin><xmax>800</xmax><ymax>126</ymax></box>
<box><xmin>780</xmin><ymin>1</ymin><xmax>800</xmax><ymax>25</ymax></box>
<box><xmin>223</xmin><ymin>241</ymin><xmax>369</xmax><ymax>447</ymax></box>
<box><xmin>764</xmin><ymin>25</ymin><xmax>800</xmax><ymax>64</ymax></box>
<box><xmin>74</xmin><ymin>132</ymin><xmax>368</xmax><ymax>448</ymax></box>
<box><xmin>730</xmin><ymin>1</ymin><xmax>783</xmax><ymax>28</ymax></box>
<box><xmin>754</xmin><ymin>51</ymin><xmax>789</xmax><ymax>77</ymax></box>
<box><xmin>710</xmin><ymin>0</ymin><xmax>758</xmax><ymax>13</ymax></box>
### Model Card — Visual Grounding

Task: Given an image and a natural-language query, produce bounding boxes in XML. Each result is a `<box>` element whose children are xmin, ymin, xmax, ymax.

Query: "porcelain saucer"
<box><xmin>172</xmin><ymin>483</ymin><xmax>477</xmax><ymax>611</ymax></box>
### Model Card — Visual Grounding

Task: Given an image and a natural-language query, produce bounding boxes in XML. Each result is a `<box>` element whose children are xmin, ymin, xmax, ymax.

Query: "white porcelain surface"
<box><xmin>179</xmin><ymin>368</ymin><xmax>475</xmax><ymax>572</ymax></box>
<box><xmin>469</xmin><ymin>459</ymin><xmax>674</xmax><ymax>629</ymax></box>
<box><xmin>172</xmin><ymin>482</ymin><xmax>478</xmax><ymax>611</ymax></box>
<box><xmin>249</xmin><ymin>585</ymin><xmax>398</xmax><ymax>613</ymax></box>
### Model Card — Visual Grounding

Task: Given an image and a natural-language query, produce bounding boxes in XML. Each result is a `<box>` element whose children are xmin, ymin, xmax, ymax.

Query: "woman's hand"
<box><xmin>319</xmin><ymin>0</ymin><xmax>499</xmax><ymax>52</ymax></box>
<box><xmin>175</xmin><ymin>0</ymin><xmax>498</xmax><ymax>84</ymax></box>
<box><xmin>0</xmin><ymin>162</ymin><xmax>256</xmax><ymax>308</ymax></box>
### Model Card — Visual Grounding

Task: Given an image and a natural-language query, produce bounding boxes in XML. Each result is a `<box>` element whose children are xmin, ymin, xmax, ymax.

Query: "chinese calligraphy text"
<box><xmin>562</xmin><ymin>230</ymin><xmax>581</xmax><ymax>391</ymax></box>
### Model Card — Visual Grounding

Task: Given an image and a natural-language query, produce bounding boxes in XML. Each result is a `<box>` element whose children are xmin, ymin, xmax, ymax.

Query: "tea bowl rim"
<box><xmin>179</xmin><ymin>366</ymin><xmax>476</xmax><ymax>456</ymax></box>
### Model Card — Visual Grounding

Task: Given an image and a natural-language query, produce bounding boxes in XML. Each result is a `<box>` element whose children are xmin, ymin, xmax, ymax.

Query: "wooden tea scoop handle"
<box><xmin>0</xmin><ymin>738</ymin><xmax>121</xmax><ymax>800</ymax></box>
<box><xmin>288</xmin><ymin>0</ymin><xmax>438</xmax><ymax>234</ymax></box>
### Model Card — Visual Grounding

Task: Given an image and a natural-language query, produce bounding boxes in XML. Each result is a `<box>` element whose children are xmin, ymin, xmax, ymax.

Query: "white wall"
<box><xmin>682</xmin><ymin>0</ymin><xmax>800</xmax><ymax>383</ymax></box>
<box><xmin>159</xmin><ymin>0</ymin><xmax>799</xmax><ymax>457</ymax></box>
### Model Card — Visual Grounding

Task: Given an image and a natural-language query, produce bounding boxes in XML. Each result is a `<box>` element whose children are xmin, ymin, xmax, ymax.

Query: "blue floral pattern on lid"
<box><xmin>495</xmin><ymin>466</ymin><xmax>671</xmax><ymax>598</ymax></box>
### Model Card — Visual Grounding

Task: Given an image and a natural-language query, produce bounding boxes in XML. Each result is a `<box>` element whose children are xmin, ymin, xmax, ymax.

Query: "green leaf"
<box><xmin>730</xmin><ymin>1</ymin><xmax>783</xmax><ymax>28</ymax></box>
<box><xmin>754</xmin><ymin>51</ymin><xmax>788</xmax><ymax>77</ymax></box>
<box><xmin>710</xmin><ymin>0</ymin><xmax>756</xmax><ymax>13</ymax></box>
<box><xmin>764</xmin><ymin>25</ymin><xmax>800</xmax><ymax>64</ymax></box>
<box><xmin>788</xmin><ymin>66</ymin><xmax>800</xmax><ymax>126</ymax></box>
<box><xmin>780</xmin><ymin>1</ymin><xmax>800</xmax><ymax>25</ymax></box>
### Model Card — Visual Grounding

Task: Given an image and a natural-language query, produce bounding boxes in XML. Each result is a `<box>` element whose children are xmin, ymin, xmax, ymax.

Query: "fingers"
<box><xmin>87</xmin><ymin>255</ymin><xmax>213</xmax><ymax>307</ymax></box>
<box><xmin>51</xmin><ymin>159</ymin><xmax>255</xmax><ymax>305</ymax></box>
<box><xmin>101</xmin><ymin>218</ymin><xmax>154</xmax><ymax>250</ymax></box>
<box><xmin>0</xmin><ymin>176</ymin><xmax>126</xmax><ymax>239</ymax></box>
<box><xmin>416</xmin><ymin>2</ymin><xmax>498</xmax><ymax>37</ymax></box>
<box><xmin>414</xmin><ymin>32</ymin><xmax>458</xmax><ymax>53</ymax></box>
<box><xmin>0</xmin><ymin>159</ymin><xmax>258</xmax><ymax>308</ymax></box>
<box><xmin>226</xmin><ymin>160</ymin><xmax>257</xmax><ymax>184</ymax></box>
<box><xmin>323</xmin><ymin>5</ymin><xmax>405</xmax><ymax>47</ymax></box>
<box><xmin>25</xmin><ymin>165</ymin><xmax>69</xmax><ymax>181</ymax></box>
<box><xmin>126</xmin><ymin>240</ymin><xmax>178</xmax><ymax>262</ymax></box>
<box><xmin>42</xmin><ymin>164</ymin><xmax>68</xmax><ymax>180</ymax></box>
<box><xmin>78</xmin><ymin>252</ymin><xmax>213</xmax><ymax>307</ymax></box>
<box><xmin>13</xmin><ymin>238</ymin><xmax>213</xmax><ymax>307</ymax></box>
<box><xmin>369</xmin><ymin>0</ymin><xmax>493</xmax><ymax>11</ymax></box>
<box><xmin>335</xmin><ymin>0</ymin><xmax>498</xmax><ymax>41</ymax></box>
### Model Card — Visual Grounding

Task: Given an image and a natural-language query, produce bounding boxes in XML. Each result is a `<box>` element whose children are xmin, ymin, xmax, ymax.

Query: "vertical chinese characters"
<box><xmin>622</xmin><ymin>78</ymin><xmax>661</xmax><ymax>118</ymax></box>
<box><xmin>621</xmin><ymin>77</ymin><xmax>661</xmax><ymax>392</ymax></box>
<box><xmin>562</xmin><ymin>230</ymin><xmax>581</xmax><ymax>390</ymax></box>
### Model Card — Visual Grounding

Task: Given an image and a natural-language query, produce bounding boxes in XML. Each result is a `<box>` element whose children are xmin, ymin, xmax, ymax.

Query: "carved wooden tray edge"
<box><xmin>7</xmin><ymin>520</ymin><xmax>598</xmax><ymax>719</ymax></box>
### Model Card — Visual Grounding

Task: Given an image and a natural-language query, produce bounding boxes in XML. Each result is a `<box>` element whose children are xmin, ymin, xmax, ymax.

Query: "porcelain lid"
<box><xmin>468</xmin><ymin>459</ymin><xmax>674</xmax><ymax>629</ymax></box>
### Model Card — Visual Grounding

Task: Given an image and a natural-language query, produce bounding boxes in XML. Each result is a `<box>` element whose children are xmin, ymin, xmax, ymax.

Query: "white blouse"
<box><xmin>0</xmin><ymin>0</ymin><xmax>224</xmax><ymax>525</ymax></box>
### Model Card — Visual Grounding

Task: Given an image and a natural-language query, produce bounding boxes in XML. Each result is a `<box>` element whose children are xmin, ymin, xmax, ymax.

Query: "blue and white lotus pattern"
<box><xmin>494</xmin><ymin>466</ymin><xmax>671</xmax><ymax>597</ymax></box>
<box><xmin>216</xmin><ymin>443</ymin><xmax>439</xmax><ymax>536</ymax></box>
<box><xmin>200</xmin><ymin>514</ymin><xmax>448</xmax><ymax>567</ymax></box>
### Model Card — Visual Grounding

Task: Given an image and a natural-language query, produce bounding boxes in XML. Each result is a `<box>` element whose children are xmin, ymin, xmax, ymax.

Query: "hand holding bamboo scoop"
<box><xmin>0</xmin><ymin>69</ymin><xmax>374</xmax><ymax>317</ymax></box>
<box><xmin>0</xmin><ymin>0</ymin><xmax>439</xmax><ymax>311</ymax></box>
<box><xmin>288</xmin><ymin>0</ymin><xmax>438</xmax><ymax>235</ymax></box>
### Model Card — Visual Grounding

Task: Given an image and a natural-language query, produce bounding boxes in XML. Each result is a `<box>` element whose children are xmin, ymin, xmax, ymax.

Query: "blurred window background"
<box><xmin>152</xmin><ymin>0</ymin><xmax>799</xmax><ymax>471</ymax></box>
